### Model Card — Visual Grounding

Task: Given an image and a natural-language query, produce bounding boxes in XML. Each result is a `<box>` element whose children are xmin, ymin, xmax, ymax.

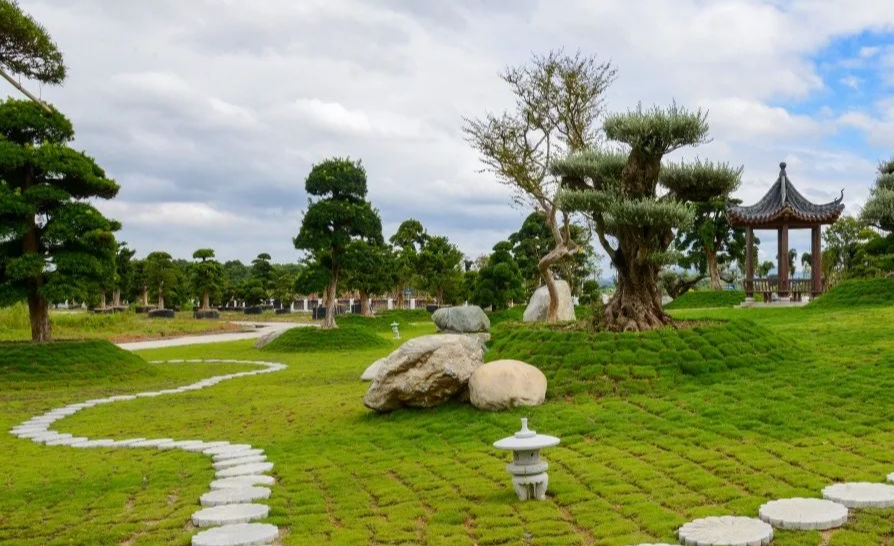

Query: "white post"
<box><xmin>303</xmin><ymin>298</ymin><xmax>309</xmax><ymax>312</ymax></box>
<box><xmin>387</xmin><ymin>298</ymin><xmax>393</xmax><ymax>310</ymax></box>
<box><xmin>410</xmin><ymin>298</ymin><xmax>416</xmax><ymax>310</ymax></box>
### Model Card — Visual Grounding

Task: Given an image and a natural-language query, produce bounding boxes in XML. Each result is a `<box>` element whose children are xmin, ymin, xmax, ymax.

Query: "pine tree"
<box><xmin>861</xmin><ymin>158</ymin><xmax>894</xmax><ymax>232</ymax></box>
<box><xmin>191</xmin><ymin>249</ymin><xmax>223</xmax><ymax>311</ymax></box>
<box><xmin>472</xmin><ymin>241</ymin><xmax>525</xmax><ymax>310</ymax></box>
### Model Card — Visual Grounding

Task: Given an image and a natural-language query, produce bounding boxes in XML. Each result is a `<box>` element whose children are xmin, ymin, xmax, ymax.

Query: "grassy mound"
<box><xmin>261</xmin><ymin>325</ymin><xmax>389</xmax><ymax>353</ymax></box>
<box><xmin>0</xmin><ymin>339</ymin><xmax>153</xmax><ymax>383</ymax></box>
<box><xmin>810</xmin><ymin>278</ymin><xmax>894</xmax><ymax>309</ymax></box>
<box><xmin>488</xmin><ymin>306</ymin><xmax>524</xmax><ymax>325</ymax></box>
<box><xmin>665</xmin><ymin>290</ymin><xmax>746</xmax><ymax>309</ymax></box>
<box><xmin>333</xmin><ymin>309</ymin><xmax>433</xmax><ymax>333</ymax></box>
<box><xmin>488</xmin><ymin>319</ymin><xmax>798</xmax><ymax>398</ymax></box>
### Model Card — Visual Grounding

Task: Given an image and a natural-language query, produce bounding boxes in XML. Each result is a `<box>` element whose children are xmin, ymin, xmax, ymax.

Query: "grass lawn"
<box><xmin>3</xmin><ymin>290</ymin><xmax>894</xmax><ymax>545</ymax></box>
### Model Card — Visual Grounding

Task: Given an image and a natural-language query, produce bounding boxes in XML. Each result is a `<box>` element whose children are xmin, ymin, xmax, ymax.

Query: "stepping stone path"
<box><xmin>7</xmin><ymin>359</ymin><xmax>286</xmax><ymax>546</ymax></box>
<box><xmin>678</xmin><ymin>516</ymin><xmax>773</xmax><ymax>546</ymax></box>
<box><xmin>822</xmin><ymin>482</ymin><xmax>894</xmax><ymax>508</ymax></box>
<box><xmin>758</xmin><ymin>498</ymin><xmax>848</xmax><ymax>530</ymax></box>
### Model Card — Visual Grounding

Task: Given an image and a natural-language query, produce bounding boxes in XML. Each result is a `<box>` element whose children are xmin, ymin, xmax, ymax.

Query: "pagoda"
<box><xmin>727</xmin><ymin>162</ymin><xmax>844</xmax><ymax>301</ymax></box>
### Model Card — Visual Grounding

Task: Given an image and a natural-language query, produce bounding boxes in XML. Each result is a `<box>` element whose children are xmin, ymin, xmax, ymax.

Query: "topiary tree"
<box><xmin>674</xmin><ymin>194</ymin><xmax>745</xmax><ymax>290</ymax></box>
<box><xmin>113</xmin><ymin>243</ymin><xmax>135</xmax><ymax>307</ymax></box>
<box><xmin>343</xmin><ymin>240</ymin><xmax>394</xmax><ymax>315</ymax></box>
<box><xmin>143</xmin><ymin>251</ymin><xmax>179</xmax><ymax>310</ymax></box>
<box><xmin>416</xmin><ymin>234</ymin><xmax>464</xmax><ymax>304</ymax></box>
<box><xmin>472</xmin><ymin>241</ymin><xmax>525</xmax><ymax>310</ymax></box>
<box><xmin>464</xmin><ymin>50</ymin><xmax>616</xmax><ymax>322</ymax></box>
<box><xmin>294</xmin><ymin>158</ymin><xmax>382</xmax><ymax>328</ymax></box>
<box><xmin>861</xmin><ymin>158</ymin><xmax>894</xmax><ymax>231</ymax></box>
<box><xmin>389</xmin><ymin>218</ymin><xmax>427</xmax><ymax>308</ymax></box>
<box><xmin>0</xmin><ymin>1</ymin><xmax>65</xmax><ymax>112</ymax></box>
<box><xmin>191</xmin><ymin>248</ymin><xmax>223</xmax><ymax>311</ymax></box>
<box><xmin>251</xmin><ymin>252</ymin><xmax>274</xmax><ymax>297</ymax></box>
<box><xmin>554</xmin><ymin>104</ymin><xmax>741</xmax><ymax>331</ymax></box>
<box><xmin>0</xmin><ymin>99</ymin><xmax>119</xmax><ymax>341</ymax></box>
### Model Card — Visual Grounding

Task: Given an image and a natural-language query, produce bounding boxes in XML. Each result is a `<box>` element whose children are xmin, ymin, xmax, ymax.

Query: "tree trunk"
<box><xmin>157</xmin><ymin>284</ymin><xmax>165</xmax><ymax>310</ymax></box>
<box><xmin>360</xmin><ymin>290</ymin><xmax>371</xmax><ymax>316</ymax></box>
<box><xmin>99</xmin><ymin>291</ymin><xmax>107</xmax><ymax>309</ymax></box>
<box><xmin>538</xmin><ymin>260</ymin><xmax>561</xmax><ymax>323</ymax></box>
<box><xmin>112</xmin><ymin>289</ymin><xmax>121</xmax><ymax>307</ymax></box>
<box><xmin>395</xmin><ymin>285</ymin><xmax>405</xmax><ymax>309</ymax></box>
<box><xmin>28</xmin><ymin>292</ymin><xmax>51</xmax><ymax>342</ymax></box>
<box><xmin>202</xmin><ymin>291</ymin><xmax>210</xmax><ymax>311</ymax></box>
<box><xmin>706</xmin><ymin>249</ymin><xmax>722</xmax><ymax>290</ymax></box>
<box><xmin>322</xmin><ymin>268</ymin><xmax>338</xmax><ymax>329</ymax></box>
<box><xmin>141</xmin><ymin>287</ymin><xmax>149</xmax><ymax>307</ymax></box>
<box><xmin>605</xmin><ymin>262</ymin><xmax>668</xmax><ymax>332</ymax></box>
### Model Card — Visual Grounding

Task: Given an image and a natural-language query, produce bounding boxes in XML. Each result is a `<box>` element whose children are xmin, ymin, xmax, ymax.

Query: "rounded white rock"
<box><xmin>210</xmin><ymin>475</ymin><xmax>276</xmax><ymax>490</ymax></box>
<box><xmin>214</xmin><ymin>449</ymin><xmax>264</xmax><ymax>462</ymax></box>
<box><xmin>678</xmin><ymin>516</ymin><xmax>773</xmax><ymax>546</ymax></box>
<box><xmin>200</xmin><ymin>486</ymin><xmax>271</xmax><ymax>507</ymax></box>
<box><xmin>216</xmin><ymin>462</ymin><xmax>274</xmax><ymax>478</ymax></box>
<box><xmin>204</xmin><ymin>444</ymin><xmax>253</xmax><ymax>456</ymax></box>
<box><xmin>822</xmin><ymin>482</ymin><xmax>894</xmax><ymax>508</ymax></box>
<box><xmin>190</xmin><ymin>522</ymin><xmax>278</xmax><ymax>546</ymax></box>
<box><xmin>758</xmin><ymin>498</ymin><xmax>848</xmax><ymax>530</ymax></box>
<box><xmin>192</xmin><ymin>503</ymin><xmax>270</xmax><ymax>527</ymax></box>
<box><xmin>213</xmin><ymin>456</ymin><xmax>268</xmax><ymax>470</ymax></box>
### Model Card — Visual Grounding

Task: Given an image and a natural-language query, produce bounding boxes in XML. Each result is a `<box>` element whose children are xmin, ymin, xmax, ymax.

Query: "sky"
<box><xmin>12</xmin><ymin>0</ymin><xmax>894</xmax><ymax>269</ymax></box>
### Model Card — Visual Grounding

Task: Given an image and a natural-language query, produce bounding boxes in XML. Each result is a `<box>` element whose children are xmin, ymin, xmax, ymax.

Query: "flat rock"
<box><xmin>216</xmin><ymin>462</ymin><xmax>274</xmax><ymax>478</ymax></box>
<box><xmin>204</xmin><ymin>444</ymin><xmax>253</xmax><ymax>456</ymax></box>
<box><xmin>210</xmin><ymin>475</ymin><xmax>276</xmax><ymax>490</ymax></box>
<box><xmin>822</xmin><ymin>482</ymin><xmax>894</xmax><ymax>508</ymax></box>
<box><xmin>191</xmin><ymin>523</ymin><xmax>278</xmax><ymax>546</ymax></box>
<box><xmin>432</xmin><ymin>306</ymin><xmax>490</xmax><ymax>333</ymax></box>
<box><xmin>678</xmin><ymin>516</ymin><xmax>773</xmax><ymax>546</ymax></box>
<box><xmin>213</xmin><ymin>455</ymin><xmax>268</xmax><ymax>470</ymax></box>
<box><xmin>214</xmin><ymin>449</ymin><xmax>264</xmax><ymax>461</ymax></box>
<box><xmin>192</xmin><ymin>503</ymin><xmax>270</xmax><ymax>527</ymax></box>
<box><xmin>200</xmin><ymin>486</ymin><xmax>271</xmax><ymax>507</ymax></box>
<box><xmin>523</xmin><ymin>280</ymin><xmax>575</xmax><ymax>322</ymax></box>
<box><xmin>759</xmin><ymin>498</ymin><xmax>848</xmax><ymax>530</ymax></box>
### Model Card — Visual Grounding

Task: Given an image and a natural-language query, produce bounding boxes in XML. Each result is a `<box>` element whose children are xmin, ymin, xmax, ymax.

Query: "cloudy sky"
<box><xmin>13</xmin><ymin>0</ymin><xmax>894</xmax><ymax>267</ymax></box>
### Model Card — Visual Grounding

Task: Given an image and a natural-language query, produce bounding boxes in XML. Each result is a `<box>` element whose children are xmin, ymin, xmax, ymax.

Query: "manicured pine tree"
<box><xmin>389</xmin><ymin>219</ymin><xmax>427</xmax><ymax>308</ymax></box>
<box><xmin>191</xmin><ymin>248</ymin><xmax>223</xmax><ymax>311</ymax></box>
<box><xmin>0</xmin><ymin>0</ymin><xmax>65</xmax><ymax>111</ymax></box>
<box><xmin>553</xmin><ymin>104</ymin><xmax>741</xmax><ymax>331</ymax></box>
<box><xmin>861</xmin><ymin>158</ymin><xmax>894</xmax><ymax>232</ymax></box>
<box><xmin>342</xmin><ymin>240</ymin><xmax>393</xmax><ymax>316</ymax></box>
<box><xmin>113</xmin><ymin>243</ymin><xmax>136</xmax><ymax>307</ymax></box>
<box><xmin>294</xmin><ymin>158</ymin><xmax>382</xmax><ymax>329</ymax></box>
<box><xmin>416</xmin><ymin>235</ymin><xmax>464</xmax><ymax>304</ymax></box>
<box><xmin>143</xmin><ymin>251</ymin><xmax>179</xmax><ymax>310</ymax></box>
<box><xmin>0</xmin><ymin>99</ymin><xmax>119</xmax><ymax>341</ymax></box>
<box><xmin>472</xmin><ymin>241</ymin><xmax>525</xmax><ymax>310</ymax></box>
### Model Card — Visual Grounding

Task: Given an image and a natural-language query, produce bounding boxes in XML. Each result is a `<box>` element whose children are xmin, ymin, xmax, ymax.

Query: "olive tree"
<box><xmin>464</xmin><ymin>50</ymin><xmax>616</xmax><ymax>322</ymax></box>
<box><xmin>294</xmin><ymin>158</ymin><xmax>382</xmax><ymax>328</ymax></box>
<box><xmin>554</xmin><ymin>105</ymin><xmax>741</xmax><ymax>331</ymax></box>
<box><xmin>0</xmin><ymin>99</ymin><xmax>119</xmax><ymax>341</ymax></box>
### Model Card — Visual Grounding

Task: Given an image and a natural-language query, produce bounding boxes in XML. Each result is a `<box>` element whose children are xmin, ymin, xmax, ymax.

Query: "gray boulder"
<box><xmin>523</xmin><ymin>280</ymin><xmax>575</xmax><ymax>322</ymax></box>
<box><xmin>432</xmin><ymin>306</ymin><xmax>490</xmax><ymax>333</ymax></box>
<box><xmin>360</xmin><ymin>358</ymin><xmax>386</xmax><ymax>381</ymax></box>
<box><xmin>363</xmin><ymin>334</ymin><xmax>484</xmax><ymax>412</ymax></box>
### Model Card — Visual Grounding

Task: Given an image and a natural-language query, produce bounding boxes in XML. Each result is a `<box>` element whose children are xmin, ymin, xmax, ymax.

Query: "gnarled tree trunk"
<box><xmin>705</xmin><ymin>245</ymin><xmax>721</xmax><ymax>290</ymax></box>
<box><xmin>359</xmin><ymin>290</ymin><xmax>371</xmax><ymax>316</ymax></box>
<box><xmin>157</xmin><ymin>284</ymin><xmax>165</xmax><ymax>310</ymax></box>
<box><xmin>323</xmin><ymin>268</ymin><xmax>338</xmax><ymax>329</ymax></box>
<box><xmin>605</xmin><ymin>261</ymin><xmax>668</xmax><ymax>331</ymax></box>
<box><xmin>537</xmin><ymin>204</ymin><xmax>579</xmax><ymax>322</ymax></box>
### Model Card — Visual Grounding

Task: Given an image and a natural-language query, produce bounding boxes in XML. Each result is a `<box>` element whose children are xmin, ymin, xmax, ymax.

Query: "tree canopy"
<box><xmin>0</xmin><ymin>1</ymin><xmax>65</xmax><ymax>111</ymax></box>
<box><xmin>190</xmin><ymin>248</ymin><xmax>223</xmax><ymax>310</ymax></box>
<box><xmin>471</xmin><ymin>241</ymin><xmax>525</xmax><ymax>310</ymax></box>
<box><xmin>861</xmin><ymin>158</ymin><xmax>894</xmax><ymax>232</ymax></box>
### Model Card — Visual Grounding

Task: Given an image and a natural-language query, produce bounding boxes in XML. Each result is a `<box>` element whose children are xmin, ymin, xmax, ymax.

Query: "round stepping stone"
<box><xmin>192</xmin><ymin>503</ymin><xmax>270</xmax><ymax>527</ymax></box>
<box><xmin>216</xmin><ymin>462</ymin><xmax>274</xmax><ymax>478</ymax></box>
<box><xmin>214</xmin><ymin>449</ymin><xmax>264</xmax><ymax>461</ymax></box>
<box><xmin>200</xmin><ymin>486</ymin><xmax>271</xmax><ymax>507</ymax></box>
<box><xmin>210</xmin><ymin>475</ymin><xmax>276</xmax><ymax>490</ymax></box>
<box><xmin>204</xmin><ymin>444</ymin><xmax>253</xmax><ymax>456</ymax></box>
<box><xmin>823</xmin><ymin>482</ymin><xmax>894</xmax><ymax>508</ymax></box>
<box><xmin>191</xmin><ymin>522</ymin><xmax>278</xmax><ymax>546</ymax></box>
<box><xmin>213</xmin><ymin>456</ymin><xmax>268</xmax><ymax>470</ymax></box>
<box><xmin>759</xmin><ymin>498</ymin><xmax>848</xmax><ymax>530</ymax></box>
<box><xmin>678</xmin><ymin>516</ymin><xmax>773</xmax><ymax>546</ymax></box>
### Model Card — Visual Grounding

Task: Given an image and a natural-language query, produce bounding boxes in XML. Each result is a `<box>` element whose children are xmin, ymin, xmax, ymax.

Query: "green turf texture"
<box><xmin>809</xmin><ymin>277</ymin><xmax>894</xmax><ymax>308</ymax></box>
<box><xmin>5</xmin><ymin>295</ymin><xmax>894</xmax><ymax>545</ymax></box>
<box><xmin>664</xmin><ymin>290</ymin><xmax>747</xmax><ymax>309</ymax></box>
<box><xmin>260</xmin><ymin>324</ymin><xmax>391</xmax><ymax>352</ymax></box>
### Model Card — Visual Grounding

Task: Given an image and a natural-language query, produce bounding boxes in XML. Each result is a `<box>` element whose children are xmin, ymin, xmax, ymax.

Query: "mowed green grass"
<box><xmin>3</xmin><ymin>294</ymin><xmax>894</xmax><ymax>545</ymax></box>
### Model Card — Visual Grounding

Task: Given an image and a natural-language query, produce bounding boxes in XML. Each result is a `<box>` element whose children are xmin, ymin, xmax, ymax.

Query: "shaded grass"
<box><xmin>810</xmin><ymin>278</ymin><xmax>894</xmax><ymax>309</ymax></box>
<box><xmin>4</xmin><ymin>306</ymin><xmax>894</xmax><ymax>545</ymax></box>
<box><xmin>664</xmin><ymin>290</ymin><xmax>746</xmax><ymax>309</ymax></box>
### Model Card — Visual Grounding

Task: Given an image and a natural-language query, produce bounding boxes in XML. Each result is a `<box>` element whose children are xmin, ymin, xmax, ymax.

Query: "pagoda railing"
<box><xmin>744</xmin><ymin>278</ymin><xmax>818</xmax><ymax>302</ymax></box>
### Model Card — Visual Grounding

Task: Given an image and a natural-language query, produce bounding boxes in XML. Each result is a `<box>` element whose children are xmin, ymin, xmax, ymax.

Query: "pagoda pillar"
<box><xmin>745</xmin><ymin>227</ymin><xmax>754</xmax><ymax>300</ymax></box>
<box><xmin>777</xmin><ymin>224</ymin><xmax>789</xmax><ymax>300</ymax></box>
<box><xmin>811</xmin><ymin>225</ymin><xmax>822</xmax><ymax>297</ymax></box>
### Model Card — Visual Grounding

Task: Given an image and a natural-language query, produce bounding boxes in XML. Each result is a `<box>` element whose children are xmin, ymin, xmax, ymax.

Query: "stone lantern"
<box><xmin>390</xmin><ymin>322</ymin><xmax>400</xmax><ymax>340</ymax></box>
<box><xmin>493</xmin><ymin>418</ymin><xmax>560</xmax><ymax>501</ymax></box>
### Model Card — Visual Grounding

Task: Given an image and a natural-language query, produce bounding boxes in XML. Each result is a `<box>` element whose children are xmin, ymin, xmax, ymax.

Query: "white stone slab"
<box><xmin>631</xmin><ymin>544</ymin><xmax>682</xmax><ymax>546</ymax></box>
<box><xmin>204</xmin><ymin>444</ymin><xmax>253</xmax><ymax>456</ymax></box>
<box><xmin>213</xmin><ymin>449</ymin><xmax>264</xmax><ymax>462</ymax></box>
<box><xmin>71</xmin><ymin>439</ymin><xmax>116</xmax><ymax>448</ymax></box>
<box><xmin>210</xmin><ymin>476</ymin><xmax>276</xmax><ymax>490</ymax></box>
<box><xmin>216</xmin><ymin>462</ymin><xmax>274</xmax><ymax>478</ymax></box>
<box><xmin>822</xmin><ymin>482</ymin><xmax>894</xmax><ymax>508</ymax></box>
<box><xmin>161</xmin><ymin>440</ymin><xmax>206</xmax><ymax>450</ymax></box>
<box><xmin>678</xmin><ymin>516</ymin><xmax>773</xmax><ymax>546</ymax></box>
<box><xmin>127</xmin><ymin>438</ymin><xmax>174</xmax><ymax>448</ymax></box>
<box><xmin>192</xmin><ymin>503</ymin><xmax>270</xmax><ymax>527</ymax></box>
<box><xmin>191</xmin><ymin>523</ymin><xmax>278</xmax><ymax>546</ymax></box>
<box><xmin>182</xmin><ymin>441</ymin><xmax>230</xmax><ymax>453</ymax></box>
<box><xmin>200</xmin><ymin>486</ymin><xmax>271</xmax><ymax>507</ymax></box>
<box><xmin>112</xmin><ymin>438</ymin><xmax>146</xmax><ymax>447</ymax></box>
<box><xmin>46</xmin><ymin>436</ymin><xmax>88</xmax><ymax>446</ymax></box>
<box><xmin>213</xmin><ymin>456</ymin><xmax>268</xmax><ymax>470</ymax></box>
<box><xmin>758</xmin><ymin>498</ymin><xmax>848</xmax><ymax>530</ymax></box>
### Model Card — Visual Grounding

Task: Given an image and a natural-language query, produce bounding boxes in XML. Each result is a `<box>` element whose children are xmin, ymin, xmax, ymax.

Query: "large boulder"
<box><xmin>523</xmin><ymin>280</ymin><xmax>575</xmax><ymax>322</ymax></box>
<box><xmin>469</xmin><ymin>360</ymin><xmax>547</xmax><ymax>411</ymax></box>
<box><xmin>363</xmin><ymin>334</ymin><xmax>484</xmax><ymax>412</ymax></box>
<box><xmin>432</xmin><ymin>306</ymin><xmax>490</xmax><ymax>333</ymax></box>
<box><xmin>360</xmin><ymin>358</ymin><xmax>386</xmax><ymax>381</ymax></box>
